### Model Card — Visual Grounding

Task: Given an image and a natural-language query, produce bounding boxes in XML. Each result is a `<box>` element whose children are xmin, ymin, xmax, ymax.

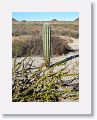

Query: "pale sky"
<box><xmin>12</xmin><ymin>12</ymin><xmax>79</xmax><ymax>21</ymax></box>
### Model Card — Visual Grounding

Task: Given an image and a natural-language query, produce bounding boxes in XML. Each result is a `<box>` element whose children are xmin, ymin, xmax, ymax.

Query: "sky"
<box><xmin>12</xmin><ymin>12</ymin><xmax>79</xmax><ymax>21</ymax></box>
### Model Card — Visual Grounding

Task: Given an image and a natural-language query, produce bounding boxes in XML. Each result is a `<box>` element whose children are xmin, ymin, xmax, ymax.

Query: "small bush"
<box><xmin>51</xmin><ymin>35</ymin><xmax>71</xmax><ymax>56</ymax></box>
<box><xmin>12</xmin><ymin>36</ymin><xmax>43</xmax><ymax>57</ymax></box>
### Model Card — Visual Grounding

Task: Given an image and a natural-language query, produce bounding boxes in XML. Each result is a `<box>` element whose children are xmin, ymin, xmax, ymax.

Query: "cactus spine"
<box><xmin>42</xmin><ymin>23</ymin><xmax>51</xmax><ymax>67</ymax></box>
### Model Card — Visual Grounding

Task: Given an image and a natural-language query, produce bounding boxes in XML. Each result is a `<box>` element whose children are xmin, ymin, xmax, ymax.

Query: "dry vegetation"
<box><xmin>12</xmin><ymin>18</ymin><xmax>79</xmax><ymax>102</ymax></box>
<box><xmin>12</xmin><ymin>19</ymin><xmax>79</xmax><ymax>57</ymax></box>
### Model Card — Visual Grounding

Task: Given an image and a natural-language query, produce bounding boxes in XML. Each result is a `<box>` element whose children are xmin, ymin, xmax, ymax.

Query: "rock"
<box><xmin>68</xmin><ymin>38</ymin><xmax>79</xmax><ymax>51</ymax></box>
<box><xmin>73</xmin><ymin>83</ymin><xmax>79</xmax><ymax>91</ymax></box>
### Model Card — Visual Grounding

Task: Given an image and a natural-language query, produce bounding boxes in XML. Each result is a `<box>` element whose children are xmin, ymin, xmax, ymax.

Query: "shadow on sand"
<box><xmin>50</xmin><ymin>54</ymin><xmax>79</xmax><ymax>67</ymax></box>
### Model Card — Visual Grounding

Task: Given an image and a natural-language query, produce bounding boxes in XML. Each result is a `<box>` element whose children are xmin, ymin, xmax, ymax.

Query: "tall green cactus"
<box><xmin>42</xmin><ymin>23</ymin><xmax>51</xmax><ymax>67</ymax></box>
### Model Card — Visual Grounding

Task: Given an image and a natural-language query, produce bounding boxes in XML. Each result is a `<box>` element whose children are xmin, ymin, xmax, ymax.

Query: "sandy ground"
<box><xmin>13</xmin><ymin>51</ymin><xmax>78</xmax><ymax>70</ymax></box>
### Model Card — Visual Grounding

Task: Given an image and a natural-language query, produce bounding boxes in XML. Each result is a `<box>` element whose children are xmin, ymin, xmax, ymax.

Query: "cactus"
<box><xmin>42</xmin><ymin>23</ymin><xmax>51</xmax><ymax>67</ymax></box>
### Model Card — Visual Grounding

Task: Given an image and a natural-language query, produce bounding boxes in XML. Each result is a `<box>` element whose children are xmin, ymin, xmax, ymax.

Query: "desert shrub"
<box><xmin>51</xmin><ymin>35</ymin><xmax>71</xmax><ymax>56</ymax></box>
<box><xmin>12</xmin><ymin>40</ymin><xmax>29</xmax><ymax>57</ymax></box>
<box><xmin>12</xmin><ymin>23</ymin><xmax>41</xmax><ymax>36</ymax></box>
<box><xmin>12</xmin><ymin>34</ymin><xmax>72</xmax><ymax>57</ymax></box>
<box><xmin>12</xmin><ymin>56</ymin><xmax>79</xmax><ymax>102</ymax></box>
<box><xmin>61</xmin><ymin>30</ymin><xmax>79</xmax><ymax>39</ymax></box>
<box><xmin>31</xmin><ymin>29</ymin><xmax>40</xmax><ymax>35</ymax></box>
<box><xmin>61</xmin><ymin>30</ymin><xmax>70</xmax><ymax>36</ymax></box>
<box><xmin>70</xmin><ymin>31</ymin><xmax>79</xmax><ymax>39</ymax></box>
<box><xmin>12</xmin><ymin>31</ymin><xmax>20</xmax><ymax>37</ymax></box>
<box><xmin>12</xmin><ymin>35</ymin><xmax>43</xmax><ymax>57</ymax></box>
<box><xmin>51</xmin><ymin>28</ymin><xmax>79</xmax><ymax>39</ymax></box>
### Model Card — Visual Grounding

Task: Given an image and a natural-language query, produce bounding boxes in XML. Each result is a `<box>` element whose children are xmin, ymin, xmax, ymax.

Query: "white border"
<box><xmin>0</xmin><ymin>0</ymin><xmax>91</xmax><ymax>114</ymax></box>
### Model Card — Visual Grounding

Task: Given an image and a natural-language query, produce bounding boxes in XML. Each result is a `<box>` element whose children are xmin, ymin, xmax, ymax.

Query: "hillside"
<box><xmin>12</xmin><ymin>18</ymin><xmax>18</xmax><ymax>23</ymax></box>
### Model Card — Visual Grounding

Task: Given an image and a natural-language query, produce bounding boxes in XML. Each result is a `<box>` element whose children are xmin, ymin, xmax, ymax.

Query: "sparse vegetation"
<box><xmin>12</xmin><ymin>19</ymin><xmax>79</xmax><ymax>102</ymax></box>
<box><xmin>12</xmin><ymin>19</ymin><xmax>79</xmax><ymax>57</ymax></box>
<box><xmin>12</xmin><ymin>55</ymin><xmax>79</xmax><ymax>102</ymax></box>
